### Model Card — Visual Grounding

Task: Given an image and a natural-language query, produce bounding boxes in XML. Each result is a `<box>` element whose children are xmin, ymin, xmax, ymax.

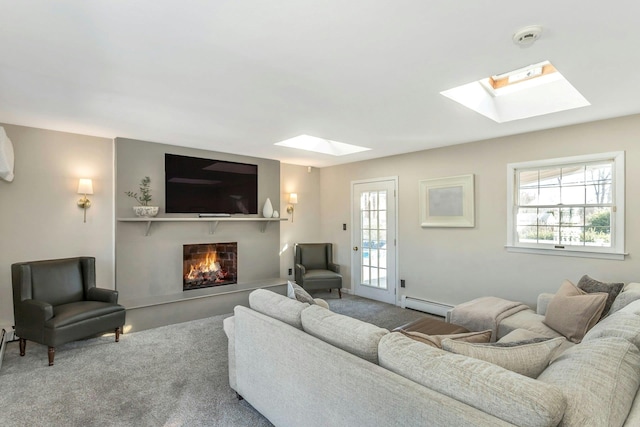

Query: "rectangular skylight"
<box><xmin>441</xmin><ymin>61</ymin><xmax>590</xmax><ymax>123</ymax></box>
<box><xmin>274</xmin><ymin>134</ymin><xmax>371</xmax><ymax>156</ymax></box>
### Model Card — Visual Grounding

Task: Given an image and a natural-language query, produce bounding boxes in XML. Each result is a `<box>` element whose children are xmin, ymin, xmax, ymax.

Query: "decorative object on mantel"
<box><xmin>77</xmin><ymin>178</ymin><xmax>93</xmax><ymax>223</ymax></box>
<box><xmin>125</xmin><ymin>176</ymin><xmax>159</xmax><ymax>217</ymax></box>
<box><xmin>262</xmin><ymin>198</ymin><xmax>273</xmax><ymax>218</ymax></box>
<box><xmin>419</xmin><ymin>174</ymin><xmax>475</xmax><ymax>228</ymax></box>
<box><xmin>272</xmin><ymin>210</ymin><xmax>279</xmax><ymax>218</ymax></box>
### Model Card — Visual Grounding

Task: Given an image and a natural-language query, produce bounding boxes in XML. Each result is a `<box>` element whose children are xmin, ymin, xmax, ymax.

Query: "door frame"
<box><xmin>350</xmin><ymin>176</ymin><xmax>399</xmax><ymax>305</ymax></box>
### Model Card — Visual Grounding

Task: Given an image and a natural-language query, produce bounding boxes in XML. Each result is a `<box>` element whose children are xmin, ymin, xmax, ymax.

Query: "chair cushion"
<box><xmin>31</xmin><ymin>259</ymin><xmax>85</xmax><ymax>306</ymax></box>
<box><xmin>47</xmin><ymin>301</ymin><xmax>125</xmax><ymax>328</ymax></box>
<box><xmin>299</xmin><ymin>245</ymin><xmax>327</xmax><ymax>270</ymax></box>
<box><xmin>303</xmin><ymin>270</ymin><xmax>342</xmax><ymax>281</ymax></box>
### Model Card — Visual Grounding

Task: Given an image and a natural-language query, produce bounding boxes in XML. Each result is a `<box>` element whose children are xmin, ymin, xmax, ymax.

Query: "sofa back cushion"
<box><xmin>582</xmin><ymin>310</ymin><xmax>640</xmax><ymax>349</ymax></box>
<box><xmin>301</xmin><ymin>305</ymin><xmax>388</xmax><ymax>364</ymax></box>
<box><xmin>537</xmin><ymin>337</ymin><xmax>640</xmax><ymax>427</ymax></box>
<box><xmin>249</xmin><ymin>289</ymin><xmax>308</xmax><ymax>330</ymax></box>
<box><xmin>379</xmin><ymin>333</ymin><xmax>566</xmax><ymax>427</ymax></box>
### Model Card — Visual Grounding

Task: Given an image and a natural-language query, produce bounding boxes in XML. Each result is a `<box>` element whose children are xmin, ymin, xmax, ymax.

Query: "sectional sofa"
<box><xmin>224</xmin><ymin>286</ymin><xmax>640</xmax><ymax>426</ymax></box>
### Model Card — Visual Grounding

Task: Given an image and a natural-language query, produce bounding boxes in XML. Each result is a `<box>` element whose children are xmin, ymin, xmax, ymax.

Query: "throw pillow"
<box><xmin>398</xmin><ymin>329</ymin><xmax>491</xmax><ymax>348</ymax></box>
<box><xmin>441</xmin><ymin>336</ymin><xmax>565</xmax><ymax>378</ymax></box>
<box><xmin>543</xmin><ymin>280</ymin><xmax>607</xmax><ymax>343</ymax></box>
<box><xmin>287</xmin><ymin>281</ymin><xmax>316</xmax><ymax>305</ymax></box>
<box><xmin>577</xmin><ymin>274</ymin><xmax>624</xmax><ymax>319</ymax></box>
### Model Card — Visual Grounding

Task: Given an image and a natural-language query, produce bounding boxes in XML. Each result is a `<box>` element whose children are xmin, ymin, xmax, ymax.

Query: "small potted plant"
<box><xmin>125</xmin><ymin>176</ymin><xmax>159</xmax><ymax>217</ymax></box>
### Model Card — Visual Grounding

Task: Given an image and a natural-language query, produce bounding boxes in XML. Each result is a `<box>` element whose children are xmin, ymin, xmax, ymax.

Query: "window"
<box><xmin>506</xmin><ymin>152</ymin><xmax>626</xmax><ymax>260</ymax></box>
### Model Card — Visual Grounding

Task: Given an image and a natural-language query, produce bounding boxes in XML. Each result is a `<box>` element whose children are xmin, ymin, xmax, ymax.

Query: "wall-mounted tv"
<box><xmin>165</xmin><ymin>153</ymin><xmax>258</xmax><ymax>214</ymax></box>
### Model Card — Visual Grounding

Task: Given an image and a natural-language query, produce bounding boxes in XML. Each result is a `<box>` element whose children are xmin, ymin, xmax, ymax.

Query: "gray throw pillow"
<box><xmin>287</xmin><ymin>280</ymin><xmax>316</xmax><ymax>305</ymax></box>
<box><xmin>577</xmin><ymin>275</ymin><xmax>624</xmax><ymax>319</ymax></box>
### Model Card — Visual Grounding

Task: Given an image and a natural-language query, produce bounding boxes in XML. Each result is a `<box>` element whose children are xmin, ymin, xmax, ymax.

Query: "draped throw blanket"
<box><xmin>449</xmin><ymin>297</ymin><xmax>530</xmax><ymax>342</ymax></box>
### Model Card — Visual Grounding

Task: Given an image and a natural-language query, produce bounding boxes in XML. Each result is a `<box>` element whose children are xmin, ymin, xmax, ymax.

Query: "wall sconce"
<box><xmin>286</xmin><ymin>193</ymin><xmax>298</xmax><ymax>222</ymax></box>
<box><xmin>77</xmin><ymin>178</ymin><xmax>93</xmax><ymax>223</ymax></box>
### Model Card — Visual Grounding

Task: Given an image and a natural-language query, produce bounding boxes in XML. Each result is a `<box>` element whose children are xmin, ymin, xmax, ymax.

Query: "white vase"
<box><xmin>262</xmin><ymin>198</ymin><xmax>273</xmax><ymax>218</ymax></box>
<box><xmin>272</xmin><ymin>210</ymin><xmax>279</xmax><ymax>218</ymax></box>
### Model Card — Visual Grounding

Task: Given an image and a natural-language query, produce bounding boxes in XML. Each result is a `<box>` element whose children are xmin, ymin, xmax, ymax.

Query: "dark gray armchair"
<box><xmin>11</xmin><ymin>256</ymin><xmax>126</xmax><ymax>366</ymax></box>
<box><xmin>294</xmin><ymin>243</ymin><xmax>342</xmax><ymax>297</ymax></box>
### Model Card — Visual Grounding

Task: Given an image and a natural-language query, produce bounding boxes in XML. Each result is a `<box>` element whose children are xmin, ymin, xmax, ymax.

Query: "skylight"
<box><xmin>440</xmin><ymin>61</ymin><xmax>590</xmax><ymax>123</ymax></box>
<box><xmin>274</xmin><ymin>135</ymin><xmax>371</xmax><ymax>156</ymax></box>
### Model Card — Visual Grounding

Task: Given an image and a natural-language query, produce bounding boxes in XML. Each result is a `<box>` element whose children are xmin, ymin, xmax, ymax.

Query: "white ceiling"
<box><xmin>1</xmin><ymin>1</ymin><xmax>639</xmax><ymax>168</ymax></box>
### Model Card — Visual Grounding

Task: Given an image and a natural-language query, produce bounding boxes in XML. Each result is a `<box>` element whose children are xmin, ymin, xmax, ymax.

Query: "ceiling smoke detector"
<box><xmin>513</xmin><ymin>25</ymin><xmax>543</xmax><ymax>46</ymax></box>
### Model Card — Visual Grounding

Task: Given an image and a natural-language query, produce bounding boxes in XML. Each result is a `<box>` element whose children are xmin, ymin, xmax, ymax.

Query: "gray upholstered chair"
<box><xmin>294</xmin><ymin>243</ymin><xmax>342</xmax><ymax>297</ymax></box>
<box><xmin>11</xmin><ymin>256</ymin><xmax>126</xmax><ymax>366</ymax></box>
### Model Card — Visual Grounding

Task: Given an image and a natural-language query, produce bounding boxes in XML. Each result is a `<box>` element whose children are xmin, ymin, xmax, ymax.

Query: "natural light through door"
<box><xmin>352</xmin><ymin>178</ymin><xmax>397</xmax><ymax>305</ymax></box>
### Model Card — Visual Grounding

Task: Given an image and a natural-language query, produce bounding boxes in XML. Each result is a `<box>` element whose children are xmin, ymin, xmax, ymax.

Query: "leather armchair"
<box><xmin>11</xmin><ymin>257</ymin><xmax>126</xmax><ymax>366</ymax></box>
<box><xmin>294</xmin><ymin>243</ymin><xmax>342</xmax><ymax>297</ymax></box>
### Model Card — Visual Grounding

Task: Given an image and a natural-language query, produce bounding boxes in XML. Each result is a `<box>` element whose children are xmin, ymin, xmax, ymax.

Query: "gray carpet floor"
<box><xmin>0</xmin><ymin>292</ymin><xmax>432</xmax><ymax>426</ymax></box>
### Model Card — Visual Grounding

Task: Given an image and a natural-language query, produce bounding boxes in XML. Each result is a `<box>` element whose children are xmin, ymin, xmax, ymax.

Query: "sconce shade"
<box><xmin>77</xmin><ymin>179</ymin><xmax>94</xmax><ymax>195</ymax></box>
<box><xmin>289</xmin><ymin>193</ymin><xmax>298</xmax><ymax>204</ymax></box>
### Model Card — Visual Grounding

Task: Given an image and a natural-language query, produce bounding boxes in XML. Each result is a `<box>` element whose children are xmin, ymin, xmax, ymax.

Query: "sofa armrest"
<box><xmin>87</xmin><ymin>287</ymin><xmax>119</xmax><ymax>304</ymax></box>
<box><xmin>223</xmin><ymin>315</ymin><xmax>237</xmax><ymax>391</ymax></box>
<box><xmin>328</xmin><ymin>262</ymin><xmax>340</xmax><ymax>274</ymax></box>
<box><xmin>536</xmin><ymin>293</ymin><xmax>555</xmax><ymax>315</ymax></box>
<box><xmin>18</xmin><ymin>299</ymin><xmax>54</xmax><ymax>325</ymax></box>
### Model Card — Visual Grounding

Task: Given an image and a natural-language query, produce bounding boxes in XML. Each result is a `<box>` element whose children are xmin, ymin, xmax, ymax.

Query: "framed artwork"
<box><xmin>419</xmin><ymin>174</ymin><xmax>475</xmax><ymax>227</ymax></box>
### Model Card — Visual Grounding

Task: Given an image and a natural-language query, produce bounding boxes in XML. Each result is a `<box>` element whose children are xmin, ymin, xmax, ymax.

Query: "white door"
<box><xmin>352</xmin><ymin>178</ymin><xmax>397</xmax><ymax>305</ymax></box>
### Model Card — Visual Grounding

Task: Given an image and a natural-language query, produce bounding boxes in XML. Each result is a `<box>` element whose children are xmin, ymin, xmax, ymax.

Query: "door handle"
<box><xmin>353</xmin><ymin>246</ymin><xmax>358</xmax><ymax>251</ymax></box>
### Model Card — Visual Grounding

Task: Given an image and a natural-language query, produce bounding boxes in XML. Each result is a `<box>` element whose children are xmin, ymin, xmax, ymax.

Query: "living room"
<box><xmin>2</xmin><ymin>2</ymin><xmax>640</xmax><ymax>425</ymax></box>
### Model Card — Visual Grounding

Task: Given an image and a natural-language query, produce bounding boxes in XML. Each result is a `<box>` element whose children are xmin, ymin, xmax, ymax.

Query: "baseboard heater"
<box><xmin>400</xmin><ymin>295</ymin><xmax>453</xmax><ymax>318</ymax></box>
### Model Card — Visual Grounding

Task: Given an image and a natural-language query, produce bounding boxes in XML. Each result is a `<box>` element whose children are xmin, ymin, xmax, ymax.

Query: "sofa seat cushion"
<box><xmin>249</xmin><ymin>289</ymin><xmax>308</xmax><ymax>330</ymax></box>
<box><xmin>537</xmin><ymin>337</ymin><xmax>640</xmax><ymax>427</ymax></box>
<box><xmin>47</xmin><ymin>301</ymin><xmax>124</xmax><ymax>328</ymax></box>
<box><xmin>441</xmin><ymin>336</ymin><xmax>565</xmax><ymax>378</ymax></box>
<box><xmin>301</xmin><ymin>305</ymin><xmax>388</xmax><ymax>364</ymax></box>
<box><xmin>399</xmin><ymin>329</ymin><xmax>491</xmax><ymax>348</ymax></box>
<box><xmin>378</xmin><ymin>333</ymin><xmax>566</xmax><ymax>427</ymax></box>
<box><xmin>497</xmin><ymin>309</ymin><xmax>565</xmax><ymax>340</ymax></box>
<box><xmin>582</xmin><ymin>310</ymin><xmax>640</xmax><ymax>349</ymax></box>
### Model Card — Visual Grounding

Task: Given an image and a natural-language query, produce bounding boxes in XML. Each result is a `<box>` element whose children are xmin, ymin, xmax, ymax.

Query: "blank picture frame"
<box><xmin>419</xmin><ymin>174</ymin><xmax>475</xmax><ymax>227</ymax></box>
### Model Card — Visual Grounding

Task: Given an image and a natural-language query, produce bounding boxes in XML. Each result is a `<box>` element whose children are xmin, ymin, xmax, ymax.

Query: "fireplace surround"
<box><xmin>183</xmin><ymin>242</ymin><xmax>237</xmax><ymax>291</ymax></box>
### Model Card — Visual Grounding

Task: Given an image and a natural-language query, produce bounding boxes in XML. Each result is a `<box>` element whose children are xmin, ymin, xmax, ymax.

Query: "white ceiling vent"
<box><xmin>513</xmin><ymin>25</ymin><xmax>543</xmax><ymax>46</ymax></box>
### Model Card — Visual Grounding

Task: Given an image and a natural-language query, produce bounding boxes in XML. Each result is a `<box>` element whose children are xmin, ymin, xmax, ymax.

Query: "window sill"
<box><xmin>504</xmin><ymin>245</ymin><xmax>627</xmax><ymax>261</ymax></box>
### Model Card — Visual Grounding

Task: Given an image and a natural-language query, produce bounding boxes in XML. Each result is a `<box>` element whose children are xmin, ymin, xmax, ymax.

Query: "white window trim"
<box><xmin>506</xmin><ymin>151</ymin><xmax>627</xmax><ymax>260</ymax></box>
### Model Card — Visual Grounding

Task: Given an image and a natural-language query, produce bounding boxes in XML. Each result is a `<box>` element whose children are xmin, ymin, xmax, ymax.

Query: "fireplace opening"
<box><xmin>183</xmin><ymin>242</ymin><xmax>237</xmax><ymax>291</ymax></box>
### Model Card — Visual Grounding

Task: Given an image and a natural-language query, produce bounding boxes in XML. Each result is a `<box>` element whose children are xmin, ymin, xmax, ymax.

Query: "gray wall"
<box><xmin>115</xmin><ymin>138</ymin><xmax>282</xmax><ymax>300</ymax></box>
<box><xmin>0</xmin><ymin>124</ymin><xmax>114</xmax><ymax>329</ymax></box>
<box><xmin>320</xmin><ymin>114</ymin><xmax>640</xmax><ymax>308</ymax></box>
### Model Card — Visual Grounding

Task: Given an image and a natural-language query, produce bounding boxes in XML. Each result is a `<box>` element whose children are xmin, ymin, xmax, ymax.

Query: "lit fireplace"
<box><xmin>183</xmin><ymin>242</ymin><xmax>237</xmax><ymax>291</ymax></box>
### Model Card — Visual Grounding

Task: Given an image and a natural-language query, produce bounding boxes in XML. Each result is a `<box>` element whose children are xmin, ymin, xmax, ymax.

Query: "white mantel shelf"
<box><xmin>117</xmin><ymin>217</ymin><xmax>288</xmax><ymax>236</ymax></box>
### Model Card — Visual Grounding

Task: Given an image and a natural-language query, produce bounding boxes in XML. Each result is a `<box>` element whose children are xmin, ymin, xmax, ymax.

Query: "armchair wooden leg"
<box><xmin>115</xmin><ymin>327</ymin><xmax>121</xmax><ymax>342</ymax></box>
<box><xmin>338</xmin><ymin>288</ymin><xmax>342</xmax><ymax>298</ymax></box>
<box><xmin>48</xmin><ymin>347</ymin><xmax>55</xmax><ymax>366</ymax></box>
<box><xmin>19</xmin><ymin>338</ymin><xmax>26</xmax><ymax>356</ymax></box>
<box><xmin>236</xmin><ymin>392</ymin><xmax>244</xmax><ymax>401</ymax></box>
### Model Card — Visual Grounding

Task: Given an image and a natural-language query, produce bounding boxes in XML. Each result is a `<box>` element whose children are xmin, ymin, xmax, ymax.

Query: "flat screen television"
<box><xmin>165</xmin><ymin>153</ymin><xmax>258</xmax><ymax>214</ymax></box>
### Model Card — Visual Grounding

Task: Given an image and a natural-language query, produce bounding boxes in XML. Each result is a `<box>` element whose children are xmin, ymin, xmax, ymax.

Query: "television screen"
<box><xmin>165</xmin><ymin>153</ymin><xmax>258</xmax><ymax>214</ymax></box>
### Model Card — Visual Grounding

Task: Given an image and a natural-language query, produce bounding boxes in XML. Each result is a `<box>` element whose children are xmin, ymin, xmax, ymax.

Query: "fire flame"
<box><xmin>186</xmin><ymin>252</ymin><xmax>221</xmax><ymax>281</ymax></box>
